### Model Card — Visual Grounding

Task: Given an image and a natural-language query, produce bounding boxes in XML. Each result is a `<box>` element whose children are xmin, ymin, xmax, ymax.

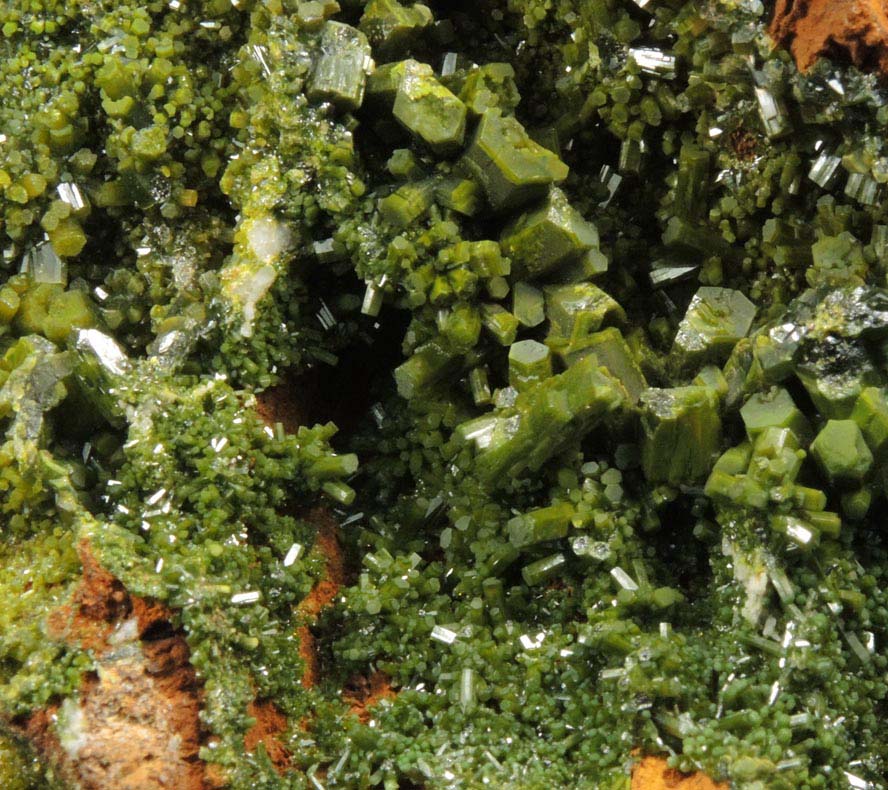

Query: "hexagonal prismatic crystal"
<box><xmin>673</xmin><ymin>286</ymin><xmax>756</xmax><ymax>365</ymax></box>
<box><xmin>851</xmin><ymin>386</ymin><xmax>888</xmax><ymax>460</ymax></box>
<box><xmin>461</xmin><ymin>108</ymin><xmax>568</xmax><ymax>212</ymax></box>
<box><xmin>740</xmin><ymin>387</ymin><xmax>810</xmax><ymax>440</ymax></box>
<box><xmin>500</xmin><ymin>188</ymin><xmax>600</xmax><ymax>279</ymax></box>
<box><xmin>308</xmin><ymin>21</ymin><xmax>373</xmax><ymax>110</ymax></box>
<box><xmin>640</xmin><ymin>385</ymin><xmax>721</xmax><ymax>484</ymax></box>
<box><xmin>359</xmin><ymin>0</ymin><xmax>433</xmax><ymax>56</ymax></box>
<box><xmin>810</xmin><ymin>419</ymin><xmax>873</xmax><ymax>484</ymax></box>
<box><xmin>796</xmin><ymin>336</ymin><xmax>882</xmax><ymax>419</ymax></box>
<box><xmin>508</xmin><ymin>339</ymin><xmax>552</xmax><ymax>390</ymax></box>
<box><xmin>545</xmin><ymin>282</ymin><xmax>624</xmax><ymax>345</ymax></box>
<box><xmin>392</xmin><ymin>61</ymin><xmax>467</xmax><ymax>154</ymax></box>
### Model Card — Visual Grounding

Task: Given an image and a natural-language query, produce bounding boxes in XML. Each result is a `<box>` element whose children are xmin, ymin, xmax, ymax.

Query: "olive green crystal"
<box><xmin>461</xmin><ymin>109</ymin><xmax>569</xmax><ymax>212</ymax></box>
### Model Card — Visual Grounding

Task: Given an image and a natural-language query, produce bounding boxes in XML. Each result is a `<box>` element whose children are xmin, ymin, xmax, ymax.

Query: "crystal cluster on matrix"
<box><xmin>2</xmin><ymin>1</ymin><xmax>888</xmax><ymax>789</ymax></box>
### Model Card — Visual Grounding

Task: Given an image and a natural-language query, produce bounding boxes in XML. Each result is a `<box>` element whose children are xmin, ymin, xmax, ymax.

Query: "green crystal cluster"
<box><xmin>3</xmin><ymin>1</ymin><xmax>888</xmax><ymax>789</ymax></box>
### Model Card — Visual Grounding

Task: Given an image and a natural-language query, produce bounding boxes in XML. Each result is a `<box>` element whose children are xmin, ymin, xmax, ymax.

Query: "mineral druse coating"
<box><xmin>4</xmin><ymin>2</ymin><xmax>888</xmax><ymax>790</ymax></box>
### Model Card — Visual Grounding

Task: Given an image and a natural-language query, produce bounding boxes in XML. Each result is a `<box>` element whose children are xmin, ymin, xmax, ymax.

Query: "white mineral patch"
<box><xmin>724</xmin><ymin>538</ymin><xmax>769</xmax><ymax>624</ymax></box>
<box><xmin>108</xmin><ymin>616</ymin><xmax>140</xmax><ymax>646</ymax></box>
<box><xmin>247</xmin><ymin>216</ymin><xmax>291</xmax><ymax>264</ymax></box>
<box><xmin>57</xmin><ymin>696</ymin><xmax>89</xmax><ymax>760</ymax></box>
<box><xmin>235</xmin><ymin>264</ymin><xmax>277</xmax><ymax>338</ymax></box>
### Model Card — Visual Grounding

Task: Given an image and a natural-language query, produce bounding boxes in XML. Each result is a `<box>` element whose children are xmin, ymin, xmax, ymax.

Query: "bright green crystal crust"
<box><xmin>3</xmin><ymin>1</ymin><xmax>888</xmax><ymax>789</ymax></box>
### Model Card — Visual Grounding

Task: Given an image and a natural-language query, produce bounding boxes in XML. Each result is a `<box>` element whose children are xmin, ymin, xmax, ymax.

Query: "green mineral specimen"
<box><xmin>458</xmin><ymin>63</ymin><xmax>521</xmax><ymax>116</ymax></box>
<box><xmin>810</xmin><ymin>419</ymin><xmax>873</xmax><ymax>484</ymax></box>
<box><xmin>740</xmin><ymin>387</ymin><xmax>809</xmax><ymax>439</ymax></box>
<box><xmin>359</xmin><ymin>0</ymin><xmax>433</xmax><ymax>55</ymax></box>
<box><xmin>508</xmin><ymin>339</ymin><xmax>552</xmax><ymax>390</ymax></box>
<box><xmin>308</xmin><ymin>21</ymin><xmax>373</xmax><ymax>110</ymax></box>
<box><xmin>7</xmin><ymin>3</ymin><xmax>888</xmax><ymax>789</ymax></box>
<box><xmin>500</xmin><ymin>188</ymin><xmax>601</xmax><ymax>279</ymax></box>
<box><xmin>461</xmin><ymin>109</ymin><xmax>569</xmax><ymax>212</ymax></box>
<box><xmin>673</xmin><ymin>286</ymin><xmax>756</xmax><ymax>366</ymax></box>
<box><xmin>640</xmin><ymin>386</ymin><xmax>721</xmax><ymax>484</ymax></box>
<box><xmin>851</xmin><ymin>386</ymin><xmax>888</xmax><ymax>459</ymax></box>
<box><xmin>545</xmin><ymin>283</ymin><xmax>625</xmax><ymax>344</ymax></box>
<box><xmin>392</xmin><ymin>61</ymin><xmax>467</xmax><ymax>153</ymax></box>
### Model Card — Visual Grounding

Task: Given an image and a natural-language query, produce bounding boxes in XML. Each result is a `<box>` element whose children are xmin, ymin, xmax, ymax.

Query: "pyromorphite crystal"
<box><xmin>740</xmin><ymin>387</ymin><xmax>810</xmax><ymax>439</ymax></box>
<box><xmin>308</xmin><ymin>21</ymin><xmax>373</xmax><ymax>110</ymax></box>
<box><xmin>70</xmin><ymin>328</ymin><xmax>132</xmax><ymax>427</ymax></box>
<box><xmin>458</xmin><ymin>63</ymin><xmax>521</xmax><ymax>116</ymax></box>
<box><xmin>796</xmin><ymin>337</ymin><xmax>882</xmax><ymax>419</ymax></box>
<box><xmin>673</xmin><ymin>286</ymin><xmax>756</xmax><ymax>365</ymax></box>
<box><xmin>810</xmin><ymin>419</ymin><xmax>873</xmax><ymax>483</ymax></box>
<box><xmin>359</xmin><ymin>0</ymin><xmax>433</xmax><ymax>55</ymax></box>
<box><xmin>15</xmin><ymin>284</ymin><xmax>95</xmax><ymax>345</ymax></box>
<box><xmin>365</xmin><ymin>60</ymin><xmax>408</xmax><ymax>104</ymax></box>
<box><xmin>0</xmin><ymin>287</ymin><xmax>20</xmax><ymax>324</ymax></box>
<box><xmin>481</xmin><ymin>303</ymin><xmax>519</xmax><ymax>345</ymax></box>
<box><xmin>522</xmin><ymin>552</ymin><xmax>567</xmax><ymax>585</ymax></box>
<box><xmin>508</xmin><ymin>339</ymin><xmax>552</xmax><ymax>390</ymax></box>
<box><xmin>748</xmin><ymin>426</ymin><xmax>804</xmax><ymax>486</ymax></box>
<box><xmin>673</xmin><ymin>144</ymin><xmax>711</xmax><ymax>221</ymax></box>
<box><xmin>394</xmin><ymin>341</ymin><xmax>456</xmax><ymax>398</ymax></box>
<box><xmin>512</xmin><ymin>281</ymin><xmax>545</xmax><ymax>327</ymax></box>
<box><xmin>378</xmin><ymin>179</ymin><xmax>435</xmax><ymax>227</ymax></box>
<box><xmin>545</xmin><ymin>283</ymin><xmax>625</xmax><ymax>345</ymax></box>
<box><xmin>469</xmin><ymin>354</ymin><xmax>625</xmax><ymax>483</ymax></box>
<box><xmin>808</xmin><ymin>232</ymin><xmax>868</xmax><ymax>287</ymax></box>
<box><xmin>564</xmin><ymin>327</ymin><xmax>647</xmax><ymax>404</ymax></box>
<box><xmin>392</xmin><ymin>61</ymin><xmax>467</xmax><ymax>153</ymax></box>
<box><xmin>500</xmin><ymin>187</ymin><xmax>601</xmax><ymax>279</ymax></box>
<box><xmin>508</xmin><ymin>502</ymin><xmax>573</xmax><ymax>548</ymax></box>
<box><xmin>461</xmin><ymin>108</ymin><xmax>569</xmax><ymax>211</ymax></box>
<box><xmin>662</xmin><ymin>216</ymin><xmax>736</xmax><ymax>261</ymax></box>
<box><xmin>9</xmin><ymin>2</ymin><xmax>888</xmax><ymax>789</ymax></box>
<box><xmin>851</xmin><ymin>386</ymin><xmax>888</xmax><ymax>459</ymax></box>
<box><xmin>640</xmin><ymin>386</ymin><xmax>722</xmax><ymax>484</ymax></box>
